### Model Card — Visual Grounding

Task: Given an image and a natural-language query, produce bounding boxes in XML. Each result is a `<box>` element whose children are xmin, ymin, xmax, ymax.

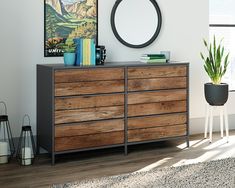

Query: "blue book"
<box><xmin>73</xmin><ymin>38</ymin><xmax>81</xmax><ymax>66</ymax></box>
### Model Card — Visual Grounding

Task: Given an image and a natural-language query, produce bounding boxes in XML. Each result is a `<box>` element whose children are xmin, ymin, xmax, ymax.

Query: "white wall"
<box><xmin>1</xmin><ymin>0</ymin><xmax>228</xmax><ymax>138</ymax></box>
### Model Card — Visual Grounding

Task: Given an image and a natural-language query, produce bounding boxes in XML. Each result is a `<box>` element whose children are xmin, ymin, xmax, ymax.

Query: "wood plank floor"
<box><xmin>1</xmin><ymin>131</ymin><xmax>235</xmax><ymax>188</ymax></box>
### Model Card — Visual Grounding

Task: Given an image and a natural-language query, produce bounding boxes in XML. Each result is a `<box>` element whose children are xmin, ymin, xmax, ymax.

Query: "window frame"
<box><xmin>209</xmin><ymin>23</ymin><xmax>235</xmax><ymax>92</ymax></box>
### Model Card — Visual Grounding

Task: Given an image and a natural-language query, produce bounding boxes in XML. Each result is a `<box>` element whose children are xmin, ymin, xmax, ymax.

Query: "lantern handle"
<box><xmin>0</xmin><ymin>101</ymin><xmax>7</xmax><ymax>115</ymax></box>
<box><xmin>22</xmin><ymin>114</ymin><xmax>31</xmax><ymax>126</ymax></box>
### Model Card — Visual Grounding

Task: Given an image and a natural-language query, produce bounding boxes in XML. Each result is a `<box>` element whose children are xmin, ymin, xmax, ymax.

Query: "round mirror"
<box><xmin>111</xmin><ymin>0</ymin><xmax>162</xmax><ymax>48</ymax></box>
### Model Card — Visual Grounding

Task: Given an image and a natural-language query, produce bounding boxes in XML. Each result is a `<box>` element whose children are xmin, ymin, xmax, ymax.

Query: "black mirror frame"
<box><xmin>110</xmin><ymin>0</ymin><xmax>162</xmax><ymax>48</ymax></box>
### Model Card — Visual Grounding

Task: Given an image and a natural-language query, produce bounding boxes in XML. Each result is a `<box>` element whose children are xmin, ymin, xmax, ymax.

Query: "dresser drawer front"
<box><xmin>128</xmin><ymin>124</ymin><xmax>186</xmax><ymax>142</ymax></box>
<box><xmin>128</xmin><ymin>100</ymin><xmax>186</xmax><ymax>117</ymax></box>
<box><xmin>128</xmin><ymin>77</ymin><xmax>186</xmax><ymax>92</ymax></box>
<box><xmin>55</xmin><ymin>94</ymin><xmax>124</xmax><ymax>110</ymax></box>
<box><xmin>55</xmin><ymin>80</ymin><xmax>124</xmax><ymax>96</ymax></box>
<box><xmin>128</xmin><ymin>89</ymin><xmax>186</xmax><ymax>105</ymax></box>
<box><xmin>55</xmin><ymin>131</ymin><xmax>124</xmax><ymax>152</ymax></box>
<box><xmin>128</xmin><ymin>66</ymin><xmax>187</xmax><ymax>79</ymax></box>
<box><xmin>55</xmin><ymin>68</ymin><xmax>124</xmax><ymax>83</ymax></box>
<box><xmin>55</xmin><ymin>106</ymin><xmax>124</xmax><ymax>124</ymax></box>
<box><xmin>55</xmin><ymin>119</ymin><xmax>124</xmax><ymax>138</ymax></box>
<box><xmin>128</xmin><ymin>113</ymin><xmax>187</xmax><ymax>130</ymax></box>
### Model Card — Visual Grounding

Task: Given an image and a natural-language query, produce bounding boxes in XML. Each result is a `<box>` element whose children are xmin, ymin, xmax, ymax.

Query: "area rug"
<box><xmin>53</xmin><ymin>158</ymin><xmax>235</xmax><ymax>188</ymax></box>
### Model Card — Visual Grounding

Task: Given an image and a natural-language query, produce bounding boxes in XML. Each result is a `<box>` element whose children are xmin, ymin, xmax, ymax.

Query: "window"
<box><xmin>209</xmin><ymin>0</ymin><xmax>235</xmax><ymax>90</ymax></box>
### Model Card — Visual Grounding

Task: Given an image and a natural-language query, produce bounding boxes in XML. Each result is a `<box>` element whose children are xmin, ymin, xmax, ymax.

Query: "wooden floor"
<box><xmin>1</xmin><ymin>131</ymin><xmax>235</xmax><ymax>188</ymax></box>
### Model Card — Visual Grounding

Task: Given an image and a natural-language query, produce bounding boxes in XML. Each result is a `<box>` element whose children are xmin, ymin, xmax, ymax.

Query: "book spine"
<box><xmin>142</xmin><ymin>54</ymin><xmax>165</xmax><ymax>58</ymax></box>
<box><xmin>80</xmin><ymin>38</ymin><xmax>83</xmax><ymax>66</ymax></box>
<box><xmin>91</xmin><ymin>39</ymin><xmax>96</xmax><ymax>66</ymax></box>
<box><xmin>147</xmin><ymin>59</ymin><xmax>167</xmax><ymax>63</ymax></box>
<box><xmin>83</xmin><ymin>39</ymin><xmax>87</xmax><ymax>66</ymax></box>
<box><xmin>87</xmin><ymin>39</ymin><xmax>91</xmax><ymax>66</ymax></box>
<box><xmin>74</xmin><ymin>38</ymin><xmax>80</xmax><ymax>66</ymax></box>
<box><xmin>86</xmin><ymin>39</ymin><xmax>89</xmax><ymax>66</ymax></box>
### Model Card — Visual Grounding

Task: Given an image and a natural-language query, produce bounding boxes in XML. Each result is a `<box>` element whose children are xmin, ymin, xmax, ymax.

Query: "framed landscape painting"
<box><xmin>44</xmin><ymin>0</ymin><xmax>97</xmax><ymax>57</ymax></box>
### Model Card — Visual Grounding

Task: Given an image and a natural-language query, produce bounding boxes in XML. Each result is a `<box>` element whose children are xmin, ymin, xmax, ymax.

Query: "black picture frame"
<box><xmin>110</xmin><ymin>0</ymin><xmax>162</xmax><ymax>48</ymax></box>
<box><xmin>44</xmin><ymin>0</ymin><xmax>98</xmax><ymax>57</ymax></box>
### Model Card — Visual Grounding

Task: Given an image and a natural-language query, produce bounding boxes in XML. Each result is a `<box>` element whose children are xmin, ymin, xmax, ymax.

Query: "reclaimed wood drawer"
<box><xmin>128</xmin><ymin>77</ymin><xmax>186</xmax><ymax>92</ymax></box>
<box><xmin>128</xmin><ymin>100</ymin><xmax>186</xmax><ymax>117</ymax></box>
<box><xmin>55</xmin><ymin>131</ymin><xmax>124</xmax><ymax>152</ymax></box>
<box><xmin>55</xmin><ymin>119</ymin><xmax>124</xmax><ymax>138</ymax></box>
<box><xmin>128</xmin><ymin>66</ymin><xmax>187</xmax><ymax>79</ymax></box>
<box><xmin>37</xmin><ymin>63</ymin><xmax>189</xmax><ymax>164</ymax></box>
<box><xmin>128</xmin><ymin>124</ymin><xmax>187</xmax><ymax>142</ymax></box>
<box><xmin>128</xmin><ymin>113</ymin><xmax>187</xmax><ymax>130</ymax></box>
<box><xmin>55</xmin><ymin>80</ymin><xmax>124</xmax><ymax>97</ymax></box>
<box><xmin>55</xmin><ymin>68</ymin><xmax>124</xmax><ymax>83</ymax></box>
<box><xmin>55</xmin><ymin>106</ymin><xmax>124</xmax><ymax>124</ymax></box>
<box><xmin>128</xmin><ymin>89</ymin><xmax>186</xmax><ymax>105</ymax></box>
<box><xmin>55</xmin><ymin>94</ymin><xmax>124</xmax><ymax>110</ymax></box>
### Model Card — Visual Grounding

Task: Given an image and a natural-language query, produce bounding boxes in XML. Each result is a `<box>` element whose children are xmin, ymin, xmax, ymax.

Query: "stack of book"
<box><xmin>140</xmin><ymin>54</ymin><xmax>167</xmax><ymax>63</ymax></box>
<box><xmin>74</xmin><ymin>38</ymin><xmax>96</xmax><ymax>66</ymax></box>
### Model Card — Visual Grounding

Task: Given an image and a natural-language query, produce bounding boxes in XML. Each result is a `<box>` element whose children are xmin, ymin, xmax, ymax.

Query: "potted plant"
<box><xmin>61</xmin><ymin>38</ymin><xmax>76</xmax><ymax>66</ymax></box>
<box><xmin>200</xmin><ymin>36</ymin><xmax>230</xmax><ymax>106</ymax></box>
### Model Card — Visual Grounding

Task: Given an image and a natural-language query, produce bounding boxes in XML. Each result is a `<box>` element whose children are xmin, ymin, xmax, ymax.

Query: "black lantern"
<box><xmin>16</xmin><ymin>115</ymin><xmax>36</xmax><ymax>165</ymax></box>
<box><xmin>0</xmin><ymin>101</ymin><xmax>15</xmax><ymax>164</ymax></box>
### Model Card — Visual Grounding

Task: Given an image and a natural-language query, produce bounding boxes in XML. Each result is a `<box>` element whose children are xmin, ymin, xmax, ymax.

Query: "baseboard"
<box><xmin>190</xmin><ymin>114</ymin><xmax>235</xmax><ymax>135</ymax></box>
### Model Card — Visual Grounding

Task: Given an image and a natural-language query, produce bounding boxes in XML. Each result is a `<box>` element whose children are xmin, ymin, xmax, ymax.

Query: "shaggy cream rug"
<box><xmin>53</xmin><ymin>158</ymin><xmax>235</xmax><ymax>188</ymax></box>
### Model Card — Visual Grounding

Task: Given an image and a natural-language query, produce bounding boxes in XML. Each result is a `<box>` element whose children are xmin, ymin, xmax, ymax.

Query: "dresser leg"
<box><xmin>186</xmin><ymin>137</ymin><xmax>190</xmax><ymax>147</ymax></box>
<box><xmin>124</xmin><ymin>145</ymin><xmax>128</xmax><ymax>155</ymax></box>
<box><xmin>52</xmin><ymin>153</ymin><xmax>55</xmax><ymax>165</ymax></box>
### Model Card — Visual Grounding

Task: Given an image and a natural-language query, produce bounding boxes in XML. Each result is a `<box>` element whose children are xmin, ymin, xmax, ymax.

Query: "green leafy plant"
<box><xmin>200</xmin><ymin>36</ymin><xmax>229</xmax><ymax>85</ymax></box>
<box><xmin>60</xmin><ymin>38</ymin><xmax>76</xmax><ymax>53</ymax></box>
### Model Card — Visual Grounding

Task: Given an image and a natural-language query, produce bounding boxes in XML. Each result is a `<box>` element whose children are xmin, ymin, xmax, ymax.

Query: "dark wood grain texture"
<box><xmin>55</xmin><ymin>68</ymin><xmax>124</xmax><ymax>83</ymax></box>
<box><xmin>128</xmin><ymin>113</ymin><xmax>187</xmax><ymax>130</ymax></box>
<box><xmin>128</xmin><ymin>66</ymin><xmax>187</xmax><ymax>79</ymax></box>
<box><xmin>55</xmin><ymin>119</ymin><xmax>124</xmax><ymax>138</ymax></box>
<box><xmin>128</xmin><ymin>124</ymin><xmax>187</xmax><ymax>142</ymax></box>
<box><xmin>55</xmin><ymin>80</ymin><xmax>125</xmax><ymax>96</ymax></box>
<box><xmin>128</xmin><ymin>101</ymin><xmax>187</xmax><ymax>117</ymax></box>
<box><xmin>128</xmin><ymin>89</ymin><xmax>186</xmax><ymax>105</ymax></box>
<box><xmin>55</xmin><ymin>106</ymin><xmax>124</xmax><ymax>124</ymax></box>
<box><xmin>55</xmin><ymin>94</ymin><xmax>124</xmax><ymax>110</ymax></box>
<box><xmin>55</xmin><ymin>131</ymin><xmax>124</xmax><ymax>151</ymax></box>
<box><xmin>128</xmin><ymin>77</ymin><xmax>186</xmax><ymax>91</ymax></box>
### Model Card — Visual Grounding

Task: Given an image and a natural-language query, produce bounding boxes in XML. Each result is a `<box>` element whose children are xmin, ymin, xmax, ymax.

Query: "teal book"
<box><xmin>79</xmin><ymin>38</ymin><xmax>83</xmax><ymax>66</ymax></box>
<box><xmin>73</xmin><ymin>38</ymin><xmax>81</xmax><ymax>66</ymax></box>
<box><xmin>90</xmin><ymin>39</ymin><xmax>96</xmax><ymax>66</ymax></box>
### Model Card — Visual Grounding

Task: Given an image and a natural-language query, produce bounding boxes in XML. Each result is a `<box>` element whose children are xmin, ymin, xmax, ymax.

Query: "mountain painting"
<box><xmin>44</xmin><ymin>0</ymin><xmax>97</xmax><ymax>57</ymax></box>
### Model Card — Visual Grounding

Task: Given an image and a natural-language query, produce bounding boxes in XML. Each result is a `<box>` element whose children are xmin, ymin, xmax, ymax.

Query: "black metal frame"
<box><xmin>16</xmin><ymin>115</ymin><xmax>36</xmax><ymax>165</ymax></box>
<box><xmin>110</xmin><ymin>0</ymin><xmax>162</xmax><ymax>48</ymax></box>
<box><xmin>44</xmin><ymin>0</ymin><xmax>99</xmax><ymax>57</ymax></box>
<box><xmin>37</xmin><ymin>62</ymin><xmax>189</xmax><ymax>165</ymax></box>
<box><xmin>0</xmin><ymin>102</ymin><xmax>15</xmax><ymax>160</ymax></box>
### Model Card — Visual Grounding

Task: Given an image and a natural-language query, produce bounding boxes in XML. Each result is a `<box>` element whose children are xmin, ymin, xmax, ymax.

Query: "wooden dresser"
<box><xmin>37</xmin><ymin>62</ymin><xmax>189</xmax><ymax>164</ymax></box>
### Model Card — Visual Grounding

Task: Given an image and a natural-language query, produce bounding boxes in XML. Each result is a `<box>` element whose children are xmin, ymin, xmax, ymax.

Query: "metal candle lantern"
<box><xmin>0</xmin><ymin>101</ymin><xmax>15</xmax><ymax>164</ymax></box>
<box><xmin>16</xmin><ymin>115</ymin><xmax>36</xmax><ymax>166</ymax></box>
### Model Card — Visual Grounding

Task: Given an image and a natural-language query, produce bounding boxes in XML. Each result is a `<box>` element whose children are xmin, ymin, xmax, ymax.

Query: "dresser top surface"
<box><xmin>38</xmin><ymin>61</ymin><xmax>189</xmax><ymax>69</ymax></box>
